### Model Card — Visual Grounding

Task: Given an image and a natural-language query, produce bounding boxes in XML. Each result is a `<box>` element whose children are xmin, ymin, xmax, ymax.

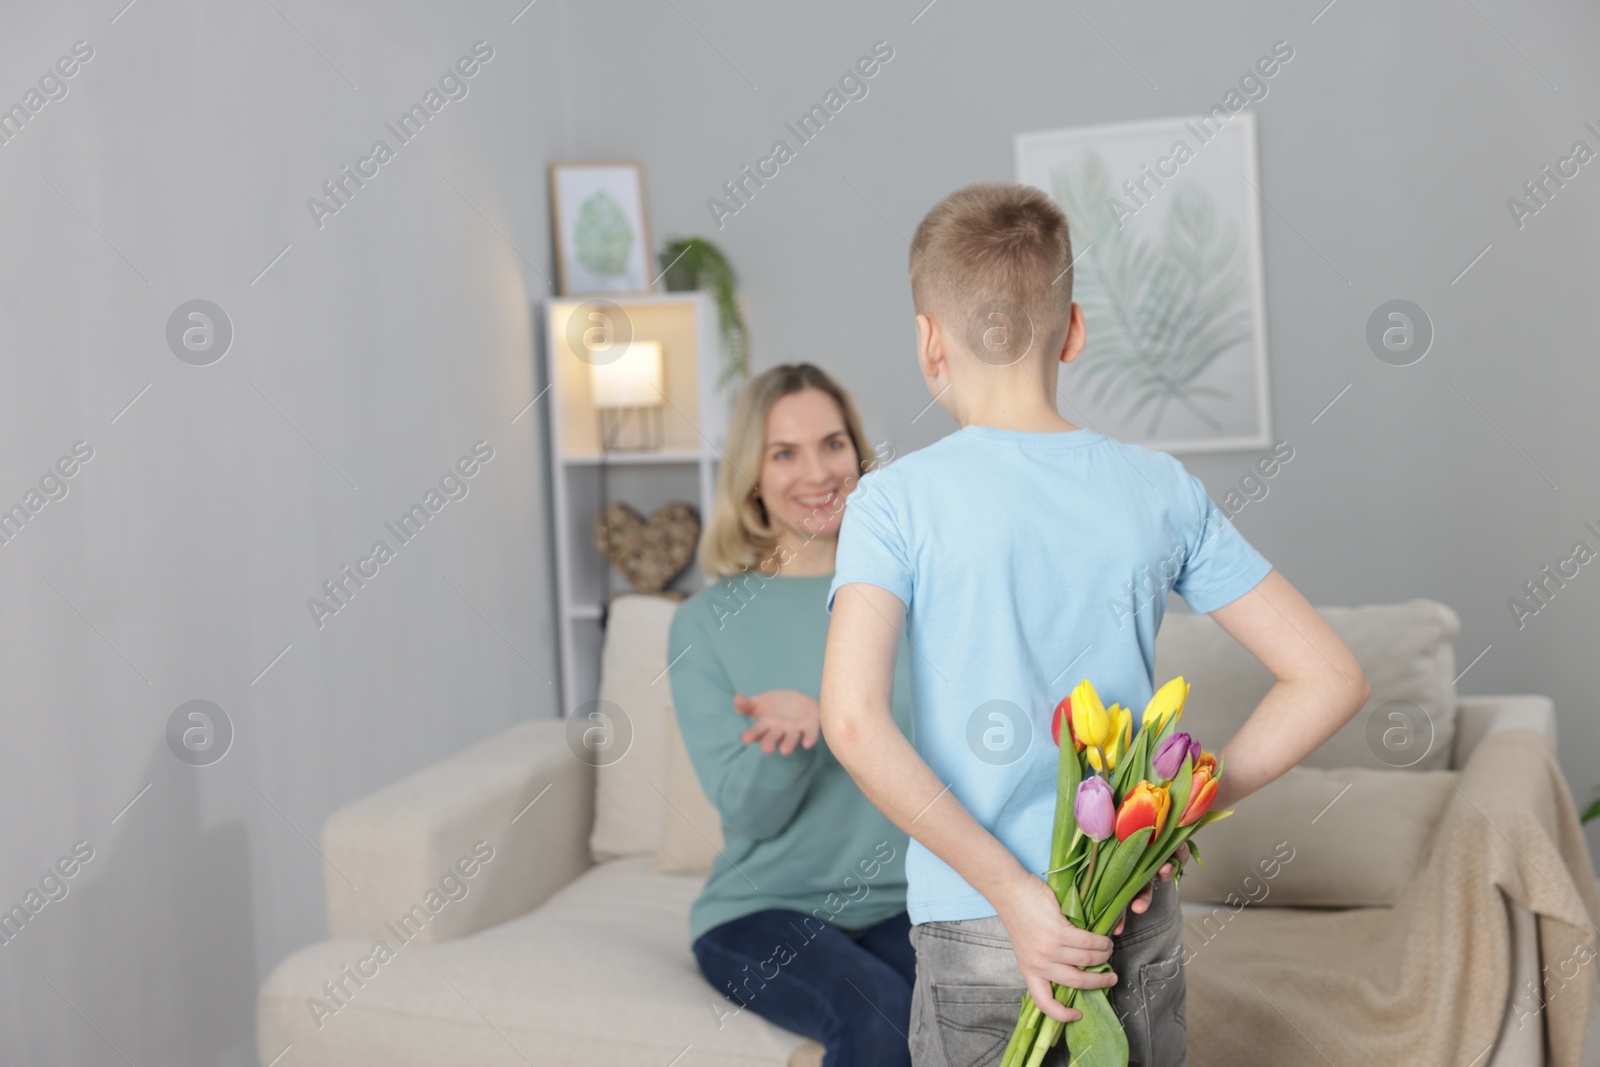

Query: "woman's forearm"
<box><xmin>714</xmin><ymin>738</ymin><xmax>823</xmax><ymax>841</ymax></box>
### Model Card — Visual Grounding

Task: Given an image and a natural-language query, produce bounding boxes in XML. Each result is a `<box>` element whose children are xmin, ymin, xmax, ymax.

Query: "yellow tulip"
<box><xmin>1142</xmin><ymin>676</ymin><xmax>1190</xmax><ymax>732</ymax></box>
<box><xmin>1087</xmin><ymin>703</ymin><xmax>1133</xmax><ymax>772</ymax></box>
<box><xmin>1070</xmin><ymin>679</ymin><xmax>1114</xmax><ymax>751</ymax></box>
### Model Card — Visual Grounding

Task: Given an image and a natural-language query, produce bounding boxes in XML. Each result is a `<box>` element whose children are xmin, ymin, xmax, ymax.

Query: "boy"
<box><xmin>819</xmin><ymin>182</ymin><xmax>1370</xmax><ymax>1066</ymax></box>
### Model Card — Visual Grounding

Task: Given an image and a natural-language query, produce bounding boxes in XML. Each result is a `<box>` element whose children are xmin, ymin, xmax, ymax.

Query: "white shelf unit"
<box><xmin>540</xmin><ymin>290</ymin><xmax>728</xmax><ymax>717</ymax></box>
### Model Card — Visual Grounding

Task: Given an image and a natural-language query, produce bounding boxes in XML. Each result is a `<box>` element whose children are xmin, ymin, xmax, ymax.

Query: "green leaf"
<box><xmin>1153</xmin><ymin>706</ymin><xmax>1182</xmax><ymax>751</ymax></box>
<box><xmin>1109</xmin><ymin>747</ymin><xmax>1135</xmax><ymax>797</ymax></box>
<box><xmin>1044</xmin><ymin>845</ymin><xmax>1089</xmax><ymax>878</ymax></box>
<box><xmin>1090</xmin><ymin>827</ymin><xmax>1153</xmax><ymax>918</ymax></box>
<box><xmin>1049</xmin><ymin>729</ymin><xmax>1085</xmax><ymax>884</ymax></box>
<box><xmin>1061</xmin><ymin>883</ymin><xmax>1089</xmax><ymax>927</ymax></box>
<box><xmin>1109</xmin><ymin>720</ymin><xmax>1151</xmax><ymax>797</ymax></box>
<box><xmin>658</xmin><ymin>236</ymin><xmax>749</xmax><ymax>388</ymax></box>
<box><xmin>1063</xmin><ymin>987</ymin><xmax>1129</xmax><ymax>1067</ymax></box>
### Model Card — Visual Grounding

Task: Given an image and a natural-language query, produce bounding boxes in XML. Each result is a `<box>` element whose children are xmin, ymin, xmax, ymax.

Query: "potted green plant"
<box><xmin>657</xmin><ymin>237</ymin><xmax>749</xmax><ymax>391</ymax></box>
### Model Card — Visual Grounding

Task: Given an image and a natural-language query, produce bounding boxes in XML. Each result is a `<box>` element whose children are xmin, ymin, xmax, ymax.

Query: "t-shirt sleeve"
<box><xmin>826</xmin><ymin>471</ymin><xmax>913</xmax><ymax>614</ymax></box>
<box><xmin>1172</xmin><ymin>470</ymin><xmax>1274</xmax><ymax>615</ymax></box>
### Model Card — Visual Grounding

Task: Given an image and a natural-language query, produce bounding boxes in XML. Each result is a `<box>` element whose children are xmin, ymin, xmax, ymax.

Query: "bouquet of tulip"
<box><xmin>999</xmin><ymin>676</ymin><xmax>1231</xmax><ymax>1067</ymax></box>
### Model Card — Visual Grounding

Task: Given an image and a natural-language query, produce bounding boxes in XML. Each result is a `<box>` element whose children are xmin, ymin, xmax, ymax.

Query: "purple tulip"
<box><xmin>1075</xmin><ymin>776</ymin><xmax>1116</xmax><ymax>841</ymax></box>
<box><xmin>1153</xmin><ymin>732</ymin><xmax>1194</xmax><ymax>780</ymax></box>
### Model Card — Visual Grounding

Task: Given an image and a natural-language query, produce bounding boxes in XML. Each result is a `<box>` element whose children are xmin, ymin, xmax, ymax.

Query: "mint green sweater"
<box><xmin>667</xmin><ymin>572</ymin><xmax>913</xmax><ymax>945</ymax></box>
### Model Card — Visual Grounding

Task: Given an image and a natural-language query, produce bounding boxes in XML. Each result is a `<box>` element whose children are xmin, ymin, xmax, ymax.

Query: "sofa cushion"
<box><xmin>258</xmin><ymin>856</ymin><xmax>819</xmax><ymax>1067</ymax></box>
<box><xmin>589</xmin><ymin>595</ymin><xmax>681</xmax><ymax>862</ymax></box>
<box><xmin>652</xmin><ymin>704</ymin><xmax>725</xmax><ymax>875</ymax></box>
<box><xmin>1154</xmin><ymin>599</ymin><xmax>1460</xmax><ymax>771</ymax></box>
<box><xmin>1178</xmin><ymin>765</ymin><xmax>1457</xmax><ymax>908</ymax></box>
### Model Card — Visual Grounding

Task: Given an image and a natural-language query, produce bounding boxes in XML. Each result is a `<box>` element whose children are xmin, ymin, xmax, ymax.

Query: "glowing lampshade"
<box><xmin>589</xmin><ymin>341</ymin><xmax>663</xmax><ymax>410</ymax></box>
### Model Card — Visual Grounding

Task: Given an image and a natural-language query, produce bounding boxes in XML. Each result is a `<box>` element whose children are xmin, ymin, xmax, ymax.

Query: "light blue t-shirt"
<box><xmin>825</xmin><ymin>424</ymin><xmax>1273</xmax><ymax>925</ymax></box>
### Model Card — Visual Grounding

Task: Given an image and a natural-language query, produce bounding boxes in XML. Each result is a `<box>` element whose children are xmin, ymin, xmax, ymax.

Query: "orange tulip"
<box><xmin>1114</xmin><ymin>780</ymin><xmax>1170</xmax><ymax>842</ymax></box>
<box><xmin>1179</xmin><ymin>753</ymin><xmax>1220</xmax><ymax>827</ymax></box>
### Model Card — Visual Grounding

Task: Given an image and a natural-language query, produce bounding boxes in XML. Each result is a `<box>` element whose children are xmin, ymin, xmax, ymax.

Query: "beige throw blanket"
<box><xmin>1186</xmin><ymin>729</ymin><xmax>1600</xmax><ymax>1067</ymax></box>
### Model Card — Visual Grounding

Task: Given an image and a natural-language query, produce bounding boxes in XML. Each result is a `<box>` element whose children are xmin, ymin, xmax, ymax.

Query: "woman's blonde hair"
<box><xmin>699</xmin><ymin>363</ymin><xmax>874</xmax><ymax>578</ymax></box>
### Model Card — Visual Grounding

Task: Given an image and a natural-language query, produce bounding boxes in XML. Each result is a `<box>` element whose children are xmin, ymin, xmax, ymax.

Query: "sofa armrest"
<box><xmin>321</xmin><ymin>718</ymin><xmax>594</xmax><ymax>947</ymax></box>
<box><xmin>1452</xmin><ymin>696</ymin><xmax>1557</xmax><ymax>770</ymax></box>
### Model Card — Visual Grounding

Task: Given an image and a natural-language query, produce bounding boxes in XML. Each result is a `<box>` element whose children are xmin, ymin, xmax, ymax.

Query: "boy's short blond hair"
<box><xmin>909</xmin><ymin>182</ymin><xmax>1075</xmax><ymax>363</ymax></box>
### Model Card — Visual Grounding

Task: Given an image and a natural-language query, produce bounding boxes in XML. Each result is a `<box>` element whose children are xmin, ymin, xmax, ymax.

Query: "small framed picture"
<box><xmin>549</xmin><ymin>161</ymin><xmax>654</xmax><ymax>296</ymax></box>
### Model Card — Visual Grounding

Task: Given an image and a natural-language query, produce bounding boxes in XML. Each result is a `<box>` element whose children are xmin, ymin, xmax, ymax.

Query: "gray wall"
<box><xmin>2</xmin><ymin>0</ymin><xmax>1598</xmax><ymax>1062</ymax></box>
<box><xmin>0</xmin><ymin>1</ymin><xmax>568</xmax><ymax>1063</ymax></box>
<box><xmin>566</xmin><ymin>0</ymin><xmax>1600</xmax><ymax>845</ymax></box>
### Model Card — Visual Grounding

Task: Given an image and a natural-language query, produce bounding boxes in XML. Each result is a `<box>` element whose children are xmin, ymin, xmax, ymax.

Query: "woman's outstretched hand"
<box><xmin>734</xmin><ymin>689</ymin><xmax>821</xmax><ymax>755</ymax></box>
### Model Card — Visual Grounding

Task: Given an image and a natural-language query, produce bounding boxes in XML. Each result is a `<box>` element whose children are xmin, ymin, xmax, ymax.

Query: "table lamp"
<box><xmin>590</xmin><ymin>340</ymin><xmax>664</xmax><ymax>452</ymax></box>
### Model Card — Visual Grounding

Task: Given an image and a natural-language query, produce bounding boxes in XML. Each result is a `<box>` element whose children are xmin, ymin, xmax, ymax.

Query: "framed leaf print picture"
<box><xmin>1016</xmin><ymin>113</ymin><xmax>1273</xmax><ymax>453</ymax></box>
<box><xmin>550</xmin><ymin>161</ymin><xmax>654</xmax><ymax>296</ymax></box>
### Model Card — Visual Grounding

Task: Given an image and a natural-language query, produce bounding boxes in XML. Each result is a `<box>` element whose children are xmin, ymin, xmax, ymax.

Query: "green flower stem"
<box><xmin>1001</xmin><ymin>986</ymin><xmax>1077</xmax><ymax>1067</ymax></box>
<box><xmin>1084</xmin><ymin>842</ymin><xmax>1110</xmax><ymax>908</ymax></box>
<box><xmin>1088</xmin><ymin>834</ymin><xmax>1193</xmax><ymax>934</ymax></box>
<box><xmin>1026</xmin><ymin>1014</ymin><xmax>1066</xmax><ymax>1067</ymax></box>
<box><xmin>1081</xmin><ymin>840</ymin><xmax>1101</xmax><ymax>896</ymax></box>
<box><xmin>1000</xmin><ymin>1005</ymin><xmax>1041</xmax><ymax>1067</ymax></box>
<box><xmin>1002</xmin><ymin>829</ymin><xmax>1199</xmax><ymax>1067</ymax></box>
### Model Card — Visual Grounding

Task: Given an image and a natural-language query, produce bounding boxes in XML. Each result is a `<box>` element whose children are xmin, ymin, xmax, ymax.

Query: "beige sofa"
<box><xmin>257</xmin><ymin>596</ymin><xmax>1572</xmax><ymax>1066</ymax></box>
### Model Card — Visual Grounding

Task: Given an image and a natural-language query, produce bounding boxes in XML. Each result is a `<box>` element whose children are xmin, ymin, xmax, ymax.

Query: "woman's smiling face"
<box><xmin>758</xmin><ymin>388</ymin><xmax>861</xmax><ymax>544</ymax></box>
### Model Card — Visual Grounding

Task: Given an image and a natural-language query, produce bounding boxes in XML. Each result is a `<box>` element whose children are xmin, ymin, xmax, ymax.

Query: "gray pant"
<box><xmin>907</xmin><ymin>876</ymin><xmax>1187</xmax><ymax>1067</ymax></box>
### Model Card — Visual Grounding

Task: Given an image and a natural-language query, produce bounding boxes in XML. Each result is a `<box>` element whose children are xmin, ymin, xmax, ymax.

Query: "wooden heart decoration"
<box><xmin>592</xmin><ymin>502</ymin><xmax>701</xmax><ymax>595</ymax></box>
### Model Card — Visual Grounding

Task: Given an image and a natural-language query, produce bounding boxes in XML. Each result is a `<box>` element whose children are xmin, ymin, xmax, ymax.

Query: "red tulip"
<box><xmin>1114</xmin><ymin>781</ymin><xmax>1170</xmax><ymax>843</ymax></box>
<box><xmin>1051</xmin><ymin>695</ymin><xmax>1083</xmax><ymax>751</ymax></box>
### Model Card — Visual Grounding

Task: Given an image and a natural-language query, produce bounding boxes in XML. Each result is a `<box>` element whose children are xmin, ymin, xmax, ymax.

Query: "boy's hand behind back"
<box><xmin>993</xmin><ymin>870</ymin><xmax>1117</xmax><ymax>1024</ymax></box>
<box><xmin>1121</xmin><ymin>840</ymin><xmax>1190</xmax><ymax>923</ymax></box>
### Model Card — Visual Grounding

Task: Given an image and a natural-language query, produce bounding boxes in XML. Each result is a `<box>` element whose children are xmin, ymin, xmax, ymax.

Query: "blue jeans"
<box><xmin>693</xmin><ymin>908</ymin><xmax>916</xmax><ymax>1067</ymax></box>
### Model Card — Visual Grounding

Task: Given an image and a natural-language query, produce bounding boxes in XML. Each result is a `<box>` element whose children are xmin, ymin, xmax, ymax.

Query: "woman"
<box><xmin>667</xmin><ymin>363</ymin><xmax>916</xmax><ymax>1067</ymax></box>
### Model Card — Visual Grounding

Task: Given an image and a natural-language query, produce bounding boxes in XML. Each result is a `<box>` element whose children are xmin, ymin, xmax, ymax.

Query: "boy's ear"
<box><xmin>1058</xmin><ymin>302</ymin><xmax>1087</xmax><ymax>365</ymax></box>
<box><xmin>915</xmin><ymin>312</ymin><xmax>945</xmax><ymax>379</ymax></box>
